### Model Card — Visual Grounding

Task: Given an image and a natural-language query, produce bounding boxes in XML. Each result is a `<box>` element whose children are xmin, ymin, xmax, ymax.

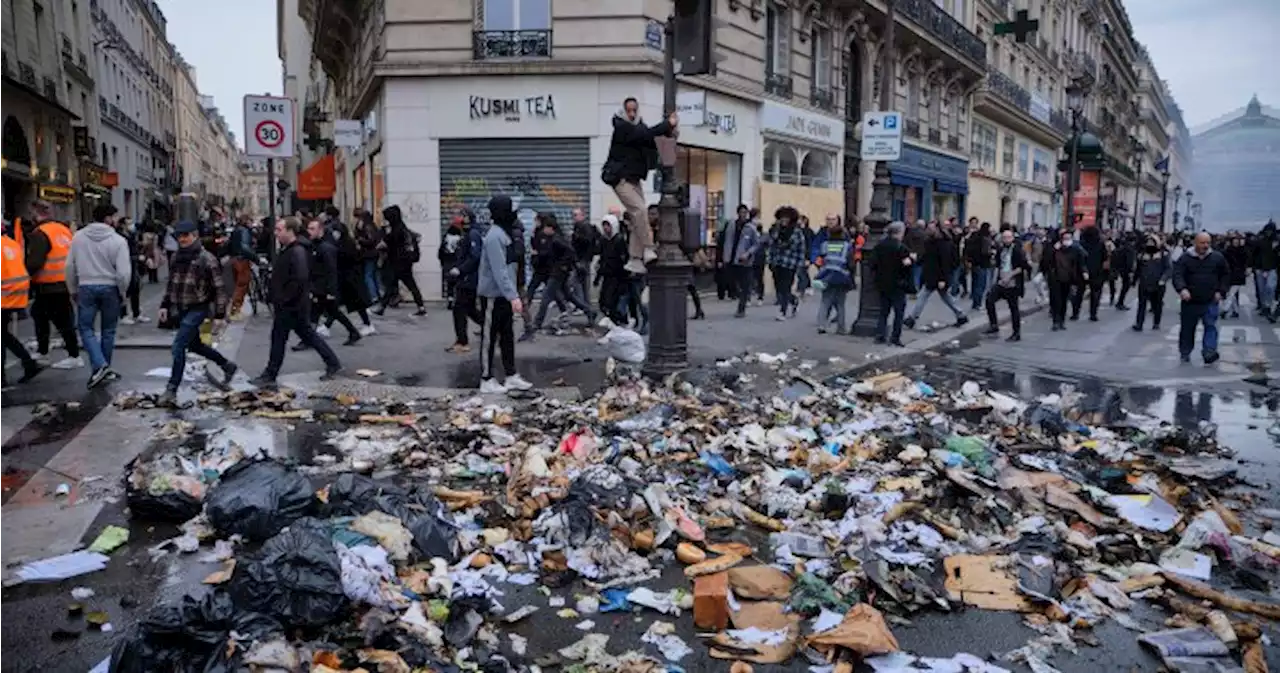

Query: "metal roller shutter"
<box><xmin>439</xmin><ymin>137</ymin><xmax>591</xmax><ymax>239</ymax></box>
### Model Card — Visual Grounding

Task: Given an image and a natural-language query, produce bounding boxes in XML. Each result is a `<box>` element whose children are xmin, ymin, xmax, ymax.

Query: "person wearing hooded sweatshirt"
<box><xmin>477</xmin><ymin>195</ymin><xmax>531</xmax><ymax>394</ymax></box>
<box><xmin>1223</xmin><ymin>233</ymin><xmax>1250</xmax><ymax>319</ymax></box>
<box><xmin>596</xmin><ymin>214</ymin><xmax>628</xmax><ymax>323</ymax></box>
<box><xmin>375</xmin><ymin>205</ymin><xmax>427</xmax><ymax>316</ymax></box>
<box><xmin>602</xmin><ymin>96</ymin><xmax>677</xmax><ymax>274</ymax></box>
<box><xmin>570</xmin><ymin>207</ymin><xmax>599</xmax><ymax>305</ymax></box>
<box><xmin>1132</xmin><ymin>233</ymin><xmax>1171</xmax><ymax>332</ymax></box>
<box><xmin>446</xmin><ymin>210</ymin><xmax>486</xmax><ymax>353</ymax></box>
<box><xmin>1072</xmin><ymin>224</ymin><xmax>1109</xmax><ymax>321</ymax></box>
<box><xmin>354</xmin><ymin>209</ymin><xmax>383</xmax><ymax>302</ymax></box>
<box><xmin>66</xmin><ymin>203</ymin><xmax>132</xmax><ymax>388</ymax></box>
<box><xmin>523</xmin><ymin>212</ymin><xmax>596</xmax><ymax>341</ymax></box>
<box><xmin>439</xmin><ymin>214</ymin><xmax>466</xmax><ymax>309</ymax></box>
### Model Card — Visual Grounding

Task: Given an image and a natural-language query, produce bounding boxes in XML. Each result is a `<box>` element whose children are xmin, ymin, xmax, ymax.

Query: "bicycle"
<box><xmin>248</xmin><ymin>257</ymin><xmax>272</xmax><ymax>317</ymax></box>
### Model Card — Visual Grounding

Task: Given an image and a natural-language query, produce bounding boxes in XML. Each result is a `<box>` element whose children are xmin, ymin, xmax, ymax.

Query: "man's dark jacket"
<box><xmin>1172</xmin><ymin>249</ymin><xmax>1231</xmax><ymax>305</ymax></box>
<box><xmin>270</xmin><ymin>239</ymin><xmax>312</xmax><ymax>311</ymax></box>
<box><xmin>309</xmin><ymin>237</ymin><xmax>340</xmax><ymax>298</ymax></box>
<box><xmin>606</xmin><ymin>116</ymin><xmax>672</xmax><ymax>183</ymax></box>
<box><xmin>870</xmin><ymin>237</ymin><xmax>913</xmax><ymax>294</ymax></box>
<box><xmin>919</xmin><ymin>235</ymin><xmax>959</xmax><ymax>288</ymax></box>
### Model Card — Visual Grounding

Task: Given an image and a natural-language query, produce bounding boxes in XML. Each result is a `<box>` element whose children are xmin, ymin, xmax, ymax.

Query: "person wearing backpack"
<box><xmin>373</xmin><ymin>205</ymin><xmax>426</xmax><ymax>316</ymax></box>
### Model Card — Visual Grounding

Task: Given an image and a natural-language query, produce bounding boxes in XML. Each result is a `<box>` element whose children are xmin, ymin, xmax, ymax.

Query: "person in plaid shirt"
<box><xmin>156</xmin><ymin>220</ymin><xmax>238</xmax><ymax>407</ymax></box>
<box><xmin>766</xmin><ymin>206</ymin><xmax>807</xmax><ymax>321</ymax></box>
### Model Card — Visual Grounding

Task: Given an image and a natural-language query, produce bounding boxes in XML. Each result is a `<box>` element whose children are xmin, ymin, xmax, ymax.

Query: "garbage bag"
<box><xmin>124</xmin><ymin>457</ymin><xmax>203</xmax><ymax>523</ymax></box>
<box><xmin>109</xmin><ymin>590</ymin><xmax>281</xmax><ymax>673</ymax></box>
<box><xmin>228</xmin><ymin>523</ymin><xmax>347</xmax><ymax>627</ymax></box>
<box><xmin>206</xmin><ymin>459</ymin><xmax>315</xmax><ymax>541</ymax></box>
<box><xmin>322</xmin><ymin>474</ymin><xmax>460</xmax><ymax>562</ymax></box>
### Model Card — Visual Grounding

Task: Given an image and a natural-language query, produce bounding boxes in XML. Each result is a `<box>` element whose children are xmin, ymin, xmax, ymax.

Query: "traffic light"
<box><xmin>672</xmin><ymin>0</ymin><xmax>713</xmax><ymax>76</ymax></box>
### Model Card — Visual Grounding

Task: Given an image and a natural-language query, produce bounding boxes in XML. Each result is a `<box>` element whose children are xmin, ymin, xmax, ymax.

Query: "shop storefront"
<box><xmin>888</xmin><ymin>145</ymin><xmax>969</xmax><ymax>223</ymax></box>
<box><xmin>296</xmin><ymin>154</ymin><xmax>337</xmax><ymax>210</ymax></box>
<box><xmin>77</xmin><ymin>161</ymin><xmax>111</xmax><ymax>223</ymax></box>
<box><xmin>758</xmin><ymin>101</ymin><xmax>845</xmax><ymax>222</ymax></box>
<box><xmin>671</xmin><ymin>88</ymin><xmax>756</xmax><ymax>245</ymax></box>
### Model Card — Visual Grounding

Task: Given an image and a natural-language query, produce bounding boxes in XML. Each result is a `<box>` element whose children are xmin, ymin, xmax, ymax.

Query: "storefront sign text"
<box><xmin>675</xmin><ymin>90</ymin><xmax>737</xmax><ymax>135</ymax></box>
<box><xmin>760</xmin><ymin>101</ymin><xmax>844</xmax><ymax>148</ymax></box>
<box><xmin>469</xmin><ymin>95</ymin><xmax>557</xmax><ymax>121</ymax></box>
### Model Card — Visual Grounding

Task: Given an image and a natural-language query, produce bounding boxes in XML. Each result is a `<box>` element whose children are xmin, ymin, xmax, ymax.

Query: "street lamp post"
<box><xmin>850</xmin><ymin>0</ymin><xmax>897</xmax><ymax>337</ymax></box>
<box><xmin>1062</xmin><ymin>80</ymin><xmax>1088</xmax><ymax>231</ymax></box>
<box><xmin>1185</xmin><ymin>190</ymin><xmax>1194</xmax><ymax>230</ymax></box>
<box><xmin>1130</xmin><ymin>136</ymin><xmax>1145</xmax><ymax>232</ymax></box>
<box><xmin>1171</xmin><ymin>184</ymin><xmax>1182</xmax><ymax>233</ymax></box>
<box><xmin>1157</xmin><ymin>171</ymin><xmax>1170</xmax><ymax>233</ymax></box>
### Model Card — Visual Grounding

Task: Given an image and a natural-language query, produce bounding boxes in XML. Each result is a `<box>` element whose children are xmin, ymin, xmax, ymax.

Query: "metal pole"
<box><xmin>1131</xmin><ymin>158</ymin><xmax>1141</xmax><ymax>232</ymax></box>
<box><xmin>267</xmin><ymin>157</ymin><xmax>277</xmax><ymax>259</ymax></box>
<box><xmin>1064</xmin><ymin>112</ymin><xmax>1078</xmax><ymax>230</ymax></box>
<box><xmin>1158</xmin><ymin>176</ymin><xmax>1168</xmax><ymax>234</ymax></box>
<box><xmin>642</xmin><ymin>16</ymin><xmax>692</xmax><ymax>379</ymax></box>
<box><xmin>850</xmin><ymin>0</ymin><xmax>896</xmax><ymax>337</ymax></box>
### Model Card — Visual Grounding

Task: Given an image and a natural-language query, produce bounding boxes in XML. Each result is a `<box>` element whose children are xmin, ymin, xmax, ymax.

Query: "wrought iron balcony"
<box><xmin>17</xmin><ymin>61</ymin><xmax>37</xmax><ymax>87</ymax></box>
<box><xmin>1066</xmin><ymin>49</ymin><xmax>1098</xmax><ymax>81</ymax></box>
<box><xmin>472</xmin><ymin>30</ymin><xmax>552</xmax><ymax>60</ymax></box>
<box><xmin>905</xmin><ymin>119</ymin><xmax>921</xmax><ymax>138</ymax></box>
<box><xmin>63</xmin><ymin>48</ymin><xmax>94</xmax><ymax>86</ymax></box>
<box><xmin>810</xmin><ymin>87</ymin><xmax>836</xmax><ymax>112</ymax></box>
<box><xmin>765</xmin><ymin>72</ymin><xmax>793</xmax><ymax>98</ymax></box>
<box><xmin>928</xmin><ymin>128</ymin><xmax>942</xmax><ymax>145</ymax></box>
<box><xmin>61</xmin><ymin>34</ymin><xmax>74</xmax><ymax>57</ymax></box>
<box><xmin>1050</xmin><ymin>108</ymin><xmax>1072</xmax><ymax>135</ymax></box>
<box><xmin>983</xmin><ymin>68</ymin><xmax>1032</xmax><ymax>112</ymax></box>
<box><xmin>898</xmin><ymin>0</ymin><xmax>987</xmax><ymax>66</ymax></box>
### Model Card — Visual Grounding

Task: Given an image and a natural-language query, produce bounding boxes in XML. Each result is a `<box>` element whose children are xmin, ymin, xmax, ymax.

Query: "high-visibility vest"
<box><xmin>2</xmin><ymin>234</ymin><xmax>31</xmax><ymax>309</ymax></box>
<box><xmin>32</xmin><ymin>221</ymin><xmax>72</xmax><ymax>284</ymax></box>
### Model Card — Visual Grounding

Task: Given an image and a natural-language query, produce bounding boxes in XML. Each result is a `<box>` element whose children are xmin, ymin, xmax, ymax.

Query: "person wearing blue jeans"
<box><xmin>65</xmin><ymin>203</ymin><xmax>132</xmax><ymax>389</ymax></box>
<box><xmin>1172</xmin><ymin>232</ymin><xmax>1231</xmax><ymax>365</ymax></box>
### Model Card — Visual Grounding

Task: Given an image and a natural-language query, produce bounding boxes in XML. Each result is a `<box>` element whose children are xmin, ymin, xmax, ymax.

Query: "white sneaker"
<box><xmin>358</xmin><ymin>324</ymin><xmax>377</xmax><ymax>337</ymax></box>
<box><xmin>136</xmin><ymin>315</ymin><xmax>151</xmax><ymax>323</ymax></box>
<box><xmin>503</xmin><ymin>374</ymin><xmax>533</xmax><ymax>391</ymax></box>
<box><xmin>624</xmin><ymin>259</ymin><xmax>647</xmax><ymax>274</ymax></box>
<box><xmin>119</xmin><ymin>316</ymin><xmax>136</xmax><ymax>326</ymax></box>
<box><xmin>643</xmin><ymin>247</ymin><xmax>658</xmax><ymax>264</ymax></box>
<box><xmin>316</xmin><ymin>324</ymin><xmax>331</xmax><ymax>338</ymax></box>
<box><xmin>480</xmin><ymin>378</ymin><xmax>506</xmax><ymax>394</ymax></box>
<box><xmin>51</xmin><ymin>355</ymin><xmax>85</xmax><ymax>370</ymax></box>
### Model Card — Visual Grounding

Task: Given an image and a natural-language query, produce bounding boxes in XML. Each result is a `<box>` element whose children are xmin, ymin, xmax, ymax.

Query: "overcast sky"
<box><xmin>1125</xmin><ymin>0</ymin><xmax>1279</xmax><ymax>127</ymax></box>
<box><xmin>158</xmin><ymin>0</ymin><xmax>279</xmax><ymax>149</ymax></box>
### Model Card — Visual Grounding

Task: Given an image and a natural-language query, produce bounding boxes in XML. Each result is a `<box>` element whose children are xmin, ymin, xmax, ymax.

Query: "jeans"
<box><xmin>731</xmin><ymin>265</ymin><xmax>753</xmax><ymax>315</ymax></box>
<box><xmin>168</xmin><ymin>307</ymin><xmax>229</xmax><ymax>390</ymax></box>
<box><xmin>1134</xmin><ymin>286</ymin><xmax>1165</xmax><ymax>328</ymax></box>
<box><xmin>363</xmin><ymin>259</ymin><xmax>381</xmax><ymax>304</ymax></box>
<box><xmin>574</xmin><ymin>264</ymin><xmax>592</xmax><ymax>306</ymax></box>
<box><xmin>1255</xmin><ymin>269</ymin><xmax>1277</xmax><ymax>312</ymax></box>
<box><xmin>616</xmin><ymin>275</ymin><xmax>650</xmax><ymax>329</ymax></box>
<box><xmin>876</xmin><ymin>290</ymin><xmax>906</xmax><ymax>342</ymax></box>
<box><xmin>911</xmin><ymin>265</ymin><xmax>923</xmax><ymax>293</ymax></box>
<box><xmin>985</xmin><ymin>284</ymin><xmax>1021</xmax><ymax>335</ymax></box>
<box><xmin>263</xmin><ymin>308</ymin><xmax>340</xmax><ymax>378</ymax></box>
<box><xmin>970</xmin><ymin>267</ymin><xmax>990</xmax><ymax>308</ymax></box>
<box><xmin>818</xmin><ymin>286</ymin><xmax>849</xmax><ymax>331</ymax></box>
<box><xmin>772</xmin><ymin>266</ymin><xmax>797</xmax><ymax>315</ymax></box>
<box><xmin>1225</xmin><ymin>286</ymin><xmax>1243</xmax><ymax>314</ymax></box>
<box><xmin>909</xmin><ymin>285</ymin><xmax>964</xmax><ymax>321</ymax></box>
<box><xmin>76</xmin><ymin>284</ymin><xmax>121</xmax><ymax>370</ymax></box>
<box><xmin>1179</xmin><ymin>301</ymin><xmax>1220</xmax><ymax>358</ymax></box>
<box><xmin>533</xmin><ymin>274</ymin><xmax>593</xmax><ymax>329</ymax></box>
<box><xmin>948</xmin><ymin>267</ymin><xmax>964</xmax><ymax>296</ymax></box>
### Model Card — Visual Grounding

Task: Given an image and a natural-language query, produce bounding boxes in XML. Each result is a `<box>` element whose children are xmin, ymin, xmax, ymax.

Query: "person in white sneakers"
<box><xmin>476</xmin><ymin>195</ymin><xmax>531</xmax><ymax>394</ymax></box>
<box><xmin>66</xmin><ymin>203</ymin><xmax>132</xmax><ymax>388</ymax></box>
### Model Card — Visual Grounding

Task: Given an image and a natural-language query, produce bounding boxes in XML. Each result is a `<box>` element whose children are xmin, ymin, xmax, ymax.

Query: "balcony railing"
<box><xmin>1050</xmin><ymin>108</ymin><xmax>1072</xmax><ymax>135</ymax></box>
<box><xmin>61</xmin><ymin>34</ymin><xmax>74</xmax><ymax>57</ymax></box>
<box><xmin>765</xmin><ymin>72</ymin><xmax>793</xmax><ymax>98</ymax></box>
<box><xmin>810</xmin><ymin>87</ymin><xmax>835</xmax><ymax>112</ymax></box>
<box><xmin>63</xmin><ymin>48</ymin><xmax>94</xmax><ymax>85</ymax></box>
<box><xmin>472</xmin><ymin>30</ymin><xmax>552</xmax><ymax>60</ymax></box>
<box><xmin>1067</xmin><ymin>49</ymin><xmax>1098</xmax><ymax>80</ymax></box>
<box><xmin>898</xmin><ymin>0</ymin><xmax>987</xmax><ymax>66</ymax></box>
<box><xmin>984</xmin><ymin>68</ymin><xmax>1032</xmax><ymax>114</ymax></box>
<box><xmin>928</xmin><ymin>128</ymin><xmax>942</xmax><ymax>144</ymax></box>
<box><xmin>17</xmin><ymin>61</ymin><xmax>37</xmax><ymax>87</ymax></box>
<box><xmin>905</xmin><ymin>119</ymin><xmax>921</xmax><ymax>138</ymax></box>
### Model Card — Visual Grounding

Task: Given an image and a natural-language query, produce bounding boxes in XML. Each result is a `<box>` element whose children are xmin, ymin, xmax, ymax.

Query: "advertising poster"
<box><xmin>1070</xmin><ymin>170</ymin><xmax>1099</xmax><ymax>229</ymax></box>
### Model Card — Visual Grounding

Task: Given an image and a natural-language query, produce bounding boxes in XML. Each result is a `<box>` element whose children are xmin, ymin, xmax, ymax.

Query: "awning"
<box><xmin>934</xmin><ymin>179</ymin><xmax>969</xmax><ymax>195</ymax></box>
<box><xmin>889</xmin><ymin>170</ymin><xmax>931</xmax><ymax>191</ymax></box>
<box><xmin>297</xmin><ymin>154</ymin><xmax>336</xmax><ymax>200</ymax></box>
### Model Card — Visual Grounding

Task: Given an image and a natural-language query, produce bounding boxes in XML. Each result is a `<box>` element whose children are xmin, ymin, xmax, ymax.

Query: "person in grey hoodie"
<box><xmin>477</xmin><ymin>195</ymin><xmax>532</xmax><ymax>394</ymax></box>
<box><xmin>719</xmin><ymin>204</ymin><xmax>761</xmax><ymax>318</ymax></box>
<box><xmin>66</xmin><ymin>203</ymin><xmax>132</xmax><ymax>388</ymax></box>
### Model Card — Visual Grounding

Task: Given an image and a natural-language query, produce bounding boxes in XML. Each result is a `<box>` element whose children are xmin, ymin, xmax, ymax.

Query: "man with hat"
<box><xmin>156</xmin><ymin>220</ymin><xmax>239</xmax><ymax>407</ymax></box>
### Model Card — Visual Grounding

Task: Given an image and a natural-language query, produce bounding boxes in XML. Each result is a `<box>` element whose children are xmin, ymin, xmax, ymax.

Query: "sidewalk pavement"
<box><xmin>230</xmin><ymin>285</ymin><xmax>1043</xmax><ymax>394</ymax></box>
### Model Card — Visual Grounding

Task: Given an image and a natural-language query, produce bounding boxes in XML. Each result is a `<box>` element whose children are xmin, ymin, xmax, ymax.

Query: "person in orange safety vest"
<box><xmin>2</xmin><ymin>230</ymin><xmax>44</xmax><ymax>385</ymax></box>
<box><xmin>24</xmin><ymin>200</ymin><xmax>83</xmax><ymax>369</ymax></box>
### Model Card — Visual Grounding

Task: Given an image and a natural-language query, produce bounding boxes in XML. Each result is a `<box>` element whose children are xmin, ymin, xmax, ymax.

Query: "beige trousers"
<box><xmin>614</xmin><ymin>179</ymin><xmax>651</xmax><ymax>261</ymax></box>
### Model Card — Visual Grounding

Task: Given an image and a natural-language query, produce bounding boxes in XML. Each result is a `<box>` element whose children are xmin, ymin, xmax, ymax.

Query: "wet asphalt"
<box><xmin>2</xmin><ymin>350</ymin><xmax>1279</xmax><ymax>673</ymax></box>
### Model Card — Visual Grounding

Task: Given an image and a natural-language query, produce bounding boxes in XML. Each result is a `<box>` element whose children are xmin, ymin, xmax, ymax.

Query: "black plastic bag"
<box><xmin>109</xmin><ymin>590</ymin><xmax>280</xmax><ymax>673</ymax></box>
<box><xmin>228</xmin><ymin>522</ymin><xmax>347</xmax><ymax>628</ymax></box>
<box><xmin>322</xmin><ymin>474</ymin><xmax>460</xmax><ymax>562</ymax></box>
<box><xmin>206</xmin><ymin>459</ymin><xmax>315</xmax><ymax>541</ymax></box>
<box><xmin>123</xmin><ymin>457</ymin><xmax>203</xmax><ymax>523</ymax></box>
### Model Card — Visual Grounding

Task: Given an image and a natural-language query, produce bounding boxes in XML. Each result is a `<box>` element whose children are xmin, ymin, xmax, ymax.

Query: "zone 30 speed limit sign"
<box><xmin>243</xmin><ymin>94</ymin><xmax>295</xmax><ymax>158</ymax></box>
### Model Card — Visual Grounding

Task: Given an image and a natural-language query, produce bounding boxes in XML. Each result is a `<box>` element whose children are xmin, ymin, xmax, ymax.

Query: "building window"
<box><xmin>1032</xmin><ymin>148</ymin><xmax>1052</xmax><ymax>186</ymax></box>
<box><xmin>1001</xmin><ymin>133</ymin><xmax>1014</xmax><ymax>177</ymax></box>
<box><xmin>950</xmin><ymin>95</ymin><xmax>962</xmax><ymax>140</ymax></box>
<box><xmin>483</xmin><ymin>0</ymin><xmax>550</xmax><ymax>30</ymax></box>
<box><xmin>762</xmin><ymin>142</ymin><xmax>798</xmax><ymax>185</ymax></box>
<box><xmin>929</xmin><ymin>84</ymin><xmax>942</xmax><ymax>129</ymax></box>
<box><xmin>1016</xmin><ymin>200</ymin><xmax>1027</xmax><ymax>227</ymax></box>
<box><xmin>907</xmin><ymin>74</ymin><xmax>921</xmax><ymax>119</ymax></box>
<box><xmin>1032</xmin><ymin>202</ymin><xmax>1048</xmax><ymax>226</ymax></box>
<box><xmin>765</xmin><ymin>3</ymin><xmax>790</xmax><ymax>77</ymax></box>
<box><xmin>971</xmin><ymin>120</ymin><xmax>997</xmax><ymax>171</ymax></box>
<box><xmin>810</xmin><ymin>26</ymin><xmax>831</xmax><ymax>92</ymax></box>
<box><xmin>799</xmin><ymin>150</ymin><xmax>835</xmax><ymax>188</ymax></box>
<box><xmin>33</xmin><ymin>2</ymin><xmax>45</xmax><ymax>58</ymax></box>
<box><xmin>1017</xmin><ymin>142</ymin><xmax>1029</xmax><ymax>180</ymax></box>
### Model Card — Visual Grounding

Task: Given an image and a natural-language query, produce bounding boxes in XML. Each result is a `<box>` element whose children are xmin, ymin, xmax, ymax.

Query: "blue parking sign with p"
<box><xmin>884</xmin><ymin>114</ymin><xmax>898</xmax><ymax>129</ymax></box>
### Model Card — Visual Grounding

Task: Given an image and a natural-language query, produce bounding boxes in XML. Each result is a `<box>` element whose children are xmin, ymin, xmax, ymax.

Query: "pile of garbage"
<box><xmin>98</xmin><ymin>368</ymin><xmax>1277</xmax><ymax>672</ymax></box>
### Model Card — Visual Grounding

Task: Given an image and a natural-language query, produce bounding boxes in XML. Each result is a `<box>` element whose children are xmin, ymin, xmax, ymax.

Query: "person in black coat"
<box><xmin>1073</xmin><ymin>224</ymin><xmax>1109</xmax><ymax>321</ymax></box>
<box><xmin>1109</xmin><ymin>232</ymin><xmax>1136</xmax><ymax>310</ymax></box>
<box><xmin>446</xmin><ymin>212</ymin><xmax>485</xmax><ymax>353</ymax></box>
<box><xmin>250</xmin><ymin>216</ymin><xmax>341</xmax><ymax>387</ymax></box>
<box><xmin>1132</xmin><ymin>234</ymin><xmax>1171</xmax><ymax>331</ymax></box>
<box><xmin>596</xmin><ymin>215</ymin><xmax>628</xmax><ymax>324</ymax></box>
<box><xmin>1041</xmin><ymin>227</ymin><xmax>1087</xmax><ymax>330</ymax></box>
<box><xmin>374</xmin><ymin>205</ymin><xmax>426</xmax><ymax>316</ymax></box>
<box><xmin>297</xmin><ymin>218</ymin><xmax>361</xmax><ymax>348</ymax></box>
<box><xmin>869</xmin><ymin>221</ymin><xmax>915</xmax><ymax>346</ymax></box>
<box><xmin>1172</xmin><ymin>232</ymin><xmax>1231</xmax><ymax>364</ymax></box>
<box><xmin>1222</xmin><ymin>233</ymin><xmax>1250</xmax><ymax>318</ymax></box>
<box><xmin>604</xmin><ymin>98</ymin><xmax>676</xmax><ymax>274</ymax></box>
<box><xmin>985</xmin><ymin>226</ymin><xmax>1031</xmax><ymax>340</ymax></box>
<box><xmin>522</xmin><ymin>212</ymin><xmax>595</xmax><ymax>340</ymax></box>
<box><xmin>904</xmin><ymin>222</ymin><xmax>967</xmax><ymax>329</ymax></box>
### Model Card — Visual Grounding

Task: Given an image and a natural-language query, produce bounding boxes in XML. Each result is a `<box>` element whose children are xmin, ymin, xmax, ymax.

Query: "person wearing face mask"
<box><xmin>985</xmin><ymin>226</ymin><xmax>1030</xmax><ymax>341</ymax></box>
<box><xmin>1072</xmin><ymin>225</ymin><xmax>1108</xmax><ymax>321</ymax></box>
<box><xmin>1171</xmin><ymin>232</ymin><xmax>1230</xmax><ymax>364</ymax></box>
<box><xmin>1041</xmin><ymin>228</ymin><xmax>1087</xmax><ymax>331</ymax></box>
<box><xmin>1222</xmin><ymin>234</ymin><xmax>1249</xmax><ymax>319</ymax></box>
<box><xmin>1132</xmin><ymin>235</ymin><xmax>1171</xmax><ymax>332</ymax></box>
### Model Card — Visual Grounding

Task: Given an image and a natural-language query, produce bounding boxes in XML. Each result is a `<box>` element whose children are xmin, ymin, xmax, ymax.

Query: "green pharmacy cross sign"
<box><xmin>994</xmin><ymin>9</ymin><xmax>1040</xmax><ymax>43</ymax></box>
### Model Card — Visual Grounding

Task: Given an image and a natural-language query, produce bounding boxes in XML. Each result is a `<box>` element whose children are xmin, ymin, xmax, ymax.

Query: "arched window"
<box><xmin>907</xmin><ymin>73</ymin><xmax>921</xmax><ymax>118</ymax></box>
<box><xmin>800</xmin><ymin>151</ymin><xmax>835</xmax><ymax>188</ymax></box>
<box><xmin>929</xmin><ymin>83</ymin><xmax>943</xmax><ymax>129</ymax></box>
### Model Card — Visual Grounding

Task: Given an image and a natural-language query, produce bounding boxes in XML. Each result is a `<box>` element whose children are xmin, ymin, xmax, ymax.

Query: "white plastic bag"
<box><xmin>597</xmin><ymin>318</ymin><xmax>646</xmax><ymax>363</ymax></box>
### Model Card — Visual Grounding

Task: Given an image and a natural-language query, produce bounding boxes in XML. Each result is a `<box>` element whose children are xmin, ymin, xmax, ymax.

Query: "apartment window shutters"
<box><xmin>483</xmin><ymin>0</ymin><xmax>551</xmax><ymax>30</ymax></box>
